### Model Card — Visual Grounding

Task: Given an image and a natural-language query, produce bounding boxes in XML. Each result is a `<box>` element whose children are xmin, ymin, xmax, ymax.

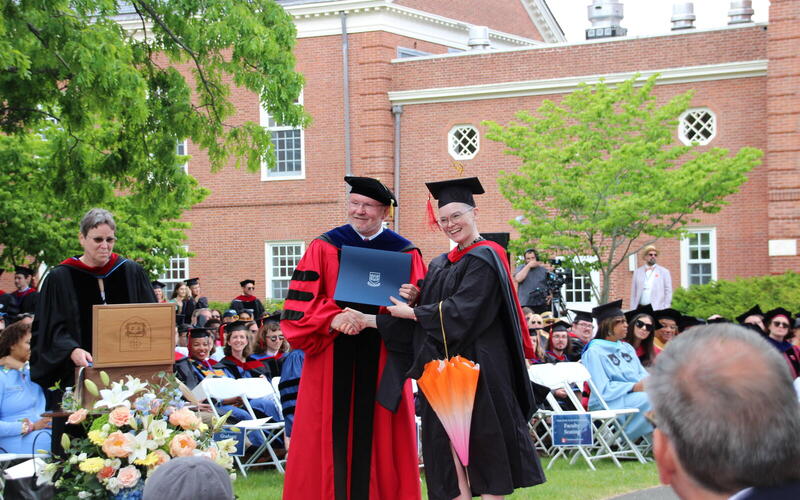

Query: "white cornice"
<box><xmin>285</xmin><ymin>0</ymin><xmax>542</xmax><ymax>49</ymax></box>
<box><xmin>388</xmin><ymin>60</ymin><xmax>768</xmax><ymax>105</ymax></box>
<box><xmin>521</xmin><ymin>0</ymin><xmax>566</xmax><ymax>44</ymax></box>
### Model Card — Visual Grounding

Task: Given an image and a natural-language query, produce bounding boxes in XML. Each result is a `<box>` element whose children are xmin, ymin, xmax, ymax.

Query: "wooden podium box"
<box><xmin>77</xmin><ymin>303</ymin><xmax>175</xmax><ymax>405</ymax></box>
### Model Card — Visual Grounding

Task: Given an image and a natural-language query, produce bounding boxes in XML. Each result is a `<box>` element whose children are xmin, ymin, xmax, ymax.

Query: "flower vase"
<box><xmin>110</xmin><ymin>483</ymin><xmax>144</xmax><ymax>500</ymax></box>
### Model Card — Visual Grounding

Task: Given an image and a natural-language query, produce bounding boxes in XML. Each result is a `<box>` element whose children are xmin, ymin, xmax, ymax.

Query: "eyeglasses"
<box><xmin>349</xmin><ymin>200</ymin><xmax>382</xmax><ymax>211</ymax></box>
<box><xmin>530</xmin><ymin>320</ymin><xmax>544</xmax><ymax>325</ymax></box>
<box><xmin>634</xmin><ymin>320</ymin><xmax>654</xmax><ymax>331</ymax></box>
<box><xmin>772</xmin><ymin>321</ymin><xmax>790</xmax><ymax>328</ymax></box>
<box><xmin>267</xmin><ymin>335</ymin><xmax>284</xmax><ymax>341</ymax></box>
<box><xmin>612</xmin><ymin>318</ymin><xmax>628</xmax><ymax>325</ymax></box>
<box><xmin>438</xmin><ymin>207</ymin><xmax>475</xmax><ymax>226</ymax></box>
<box><xmin>91</xmin><ymin>237</ymin><xmax>117</xmax><ymax>244</ymax></box>
<box><xmin>245</xmin><ymin>286</ymin><xmax>255</xmax><ymax>291</ymax></box>
<box><xmin>646</xmin><ymin>253</ymin><xmax>657</xmax><ymax>257</ymax></box>
<box><xmin>658</xmin><ymin>323</ymin><xmax>678</xmax><ymax>331</ymax></box>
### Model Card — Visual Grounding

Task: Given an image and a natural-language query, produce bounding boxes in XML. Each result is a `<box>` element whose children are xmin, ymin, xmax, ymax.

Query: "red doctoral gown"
<box><xmin>281</xmin><ymin>225</ymin><xmax>426</xmax><ymax>500</ymax></box>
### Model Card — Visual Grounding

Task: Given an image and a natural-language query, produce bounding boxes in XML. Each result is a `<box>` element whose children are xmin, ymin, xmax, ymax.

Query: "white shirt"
<box><xmin>640</xmin><ymin>267</ymin><xmax>656</xmax><ymax>305</ymax></box>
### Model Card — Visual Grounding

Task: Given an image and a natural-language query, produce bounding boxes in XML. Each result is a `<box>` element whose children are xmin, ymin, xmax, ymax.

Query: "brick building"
<box><xmin>150</xmin><ymin>0</ymin><xmax>797</xmax><ymax>311</ymax></box>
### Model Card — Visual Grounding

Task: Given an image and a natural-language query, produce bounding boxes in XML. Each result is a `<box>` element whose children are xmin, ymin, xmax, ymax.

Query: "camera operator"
<box><xmin>514</xmin><ymin>249</ymin><xmax>550</xmax><ymax>314</ymax></box>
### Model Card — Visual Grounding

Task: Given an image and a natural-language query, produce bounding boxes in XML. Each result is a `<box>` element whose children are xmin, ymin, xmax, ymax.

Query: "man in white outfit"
<box><xmin>630</xmin><ymin>245</ymin><xmax>672</xmax><ymax>310</ymax></box>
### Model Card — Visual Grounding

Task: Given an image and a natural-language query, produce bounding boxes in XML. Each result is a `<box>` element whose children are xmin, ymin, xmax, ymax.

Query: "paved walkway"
<box><xmin>608</xmin><ymin>485</ymin><xmax>679</xmax><ymax>500</ymax></box>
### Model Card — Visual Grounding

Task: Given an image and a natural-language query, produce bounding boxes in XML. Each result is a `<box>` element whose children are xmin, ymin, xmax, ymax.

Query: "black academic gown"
<box><xmin>378</xmin><ymin>243</ymin><xmax>545</xmax><ymax>500</ymax></box>
<box><xmin>0</xmin><ymin>288</ymin><xmax>38</xmax><ymax>320</ymax></box>
<box><xmin>30</xmin><ymin>256</ymin><xmax>155</xmax><ymax>391</ymax></box>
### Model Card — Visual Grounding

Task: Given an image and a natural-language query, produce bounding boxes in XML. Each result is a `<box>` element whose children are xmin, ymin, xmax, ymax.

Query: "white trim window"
<box><xmin>678</xmin><ymin>108</ymin><xmax>716</xmax><ymax>146</ymax></box>
<box><xmin>681</xmin><ymin>228</ymin><xmax>717</xmax><ymax>287</ymax></box>
<box><xmin>265</xmin><ymin>241</ymin><xmax>305</xmax><ymax>299</ymax></box>
<box><xmin>260</xmin><ymin>93</ymin><xmax>304</xmax><ymax>181</ymax></box>
<box><xmin>448</xmin><ymin>125</ymin><xmax>479</xmax><ymax>160</ymax></box>
<box><xmin>176</xmin><ymin>139</ymin><xmax>188</xmax><ymax>173</ymax></box>
<box><xmin>158</xmin><ymin>248</ymin><xmax>189</xmax><ymax>298</ymax></box>
<box><xmin>560</xmin><ymin>256</ymin><xmax>599</xmax><ymax>310</ymax></box>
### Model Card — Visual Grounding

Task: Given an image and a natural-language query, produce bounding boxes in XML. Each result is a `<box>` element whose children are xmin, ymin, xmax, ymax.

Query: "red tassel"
<box><xmin>426</xmin><ymin>195</ymin><xmax>440</xmax><ymax>231</ymax></box>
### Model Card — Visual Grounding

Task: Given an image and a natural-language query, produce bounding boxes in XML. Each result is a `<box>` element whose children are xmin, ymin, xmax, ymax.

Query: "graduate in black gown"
<box><xmin>374</xmin><ymin>177</ymin><xmax>545</xmax><ymax>500</ymax></box>
<box><xmin>0</xmin><ymin>265</ymin><xmax>39</xmax><ymax>321</ymax></box>
<box><xmin>30</xmin><ymin>209</ymin><xmax>155</xmax><ymax>393</ymax></box>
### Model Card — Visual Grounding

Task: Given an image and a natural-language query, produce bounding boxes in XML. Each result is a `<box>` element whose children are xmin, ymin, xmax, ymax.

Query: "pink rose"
<box><xmin>152</xmin><ymin>449</ymin><xmax>171</xmax><ymax>466</ymax></box>
<box><xmin>102</xmin><ymin>431</ymin><xmax>134</xmax><ymax>458</ymax></box>
<box><xmin>108</xmin><ymin>406</ymin><xmax>131</xmax><ymax>427</ymax></box>
<box><xmin>168</xmin><ymin>407</ymin><xmax>200</xmax><ymax>430</ymax></box>
<box><xmin>97</xmin><ymin>466</ymin><xmax>116</xmax><ymax>480</ymax></box>
<box><xmin>116</xmin><ymin>465</ymin><xmax>141</xmax><ymax>489</ymax></box>
<box><xmin>169</xmin><ymin>432</ymin><xmax>197</xmax><ymax>457</ymax></box>
<box><xmin>67</xmin><ymin>409</ymin><xmax>88</xmax><ymax>425</ymax></box>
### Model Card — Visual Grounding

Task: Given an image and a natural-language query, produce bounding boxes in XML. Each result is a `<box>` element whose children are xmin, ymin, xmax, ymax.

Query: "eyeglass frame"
<box><xmin>438</xmin><ymin>207</ymin><xmax>475</xmax><ymax>226</ymax></box>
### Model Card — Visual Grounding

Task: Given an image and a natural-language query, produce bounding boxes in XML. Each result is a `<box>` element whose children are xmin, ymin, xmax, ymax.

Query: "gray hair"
<box><xmin>80</xmin><ymin>208</ymin><xmax>116</xmax><ymax>236</ymax></box>
<box><xmin>647</xmin><ymin>324</ymin><xmax>800</xmax><ymax>494</ymax></box>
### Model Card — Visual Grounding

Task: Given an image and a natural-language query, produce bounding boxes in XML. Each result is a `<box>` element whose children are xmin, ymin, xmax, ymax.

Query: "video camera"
<box><xmin>545</xmin><ymin>258</ymin><xmax>572</xmax><ymax>292</ymax></box>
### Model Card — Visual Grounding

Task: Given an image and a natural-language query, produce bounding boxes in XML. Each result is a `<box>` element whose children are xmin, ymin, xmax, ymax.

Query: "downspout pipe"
<box><xmin>341</xmin><ymin>11</ymin><xmax>352</xmax><ymax>176</ymax></box>
<box><xmin>392</xmin><ymin>105</ymin><xmax>403</xmax><ymax>231</ymax></box>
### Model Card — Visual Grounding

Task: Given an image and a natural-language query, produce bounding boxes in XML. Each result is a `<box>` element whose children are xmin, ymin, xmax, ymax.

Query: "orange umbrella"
<box><xmin>417</xmin><ymin>302</ymin><xmax>481</xmax><ymax>466</ymax></box>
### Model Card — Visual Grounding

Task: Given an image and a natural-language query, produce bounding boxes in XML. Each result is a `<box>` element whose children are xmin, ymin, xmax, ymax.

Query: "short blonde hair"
<box><xmin>643</xmin><ymin>245</ymin><xmax>658</xmax><ymax>257</ymax></box>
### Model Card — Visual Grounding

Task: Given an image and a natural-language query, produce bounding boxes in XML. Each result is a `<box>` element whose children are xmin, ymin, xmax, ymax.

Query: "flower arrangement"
<box><xmin>37</xmin><ymin>372</ymin><xmax>236</xmax><ymax>499</ymax></box>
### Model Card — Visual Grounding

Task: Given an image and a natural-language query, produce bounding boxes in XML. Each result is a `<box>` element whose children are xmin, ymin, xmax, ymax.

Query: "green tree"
<box><xmin>0</xmin><ymin>0</ymin><xmax>309</xmax><ymax>274</ymax></box>
<box><xmin>484</xmin><ymin>74</ymin><xmax>762</xmax><ymax>303</ymax></box>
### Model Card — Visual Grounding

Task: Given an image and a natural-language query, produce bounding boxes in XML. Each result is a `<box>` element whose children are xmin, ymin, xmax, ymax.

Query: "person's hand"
<box><xmin>70</xmin><ymin>348</ymin><xmax>93</xmax><ymax>367</ymax></box>
<box><xmin>554</xmin><ymin>388</ymin><xmax>567</xmax><ymax>399</ymax></box>
<box><xmin>197</xmin><ymin>402</ymin><xmax>213</xmax><ymax>413</ymax></box>
<box><xmin>631</xmin><ymin>380</ymin><xmax>645</xmax><ymax>392</ymax></box>
<box><xmin>33</xmin><ymin>417</ymin><xmax>52</xmax><ymax>431</ymax></box>
<box><xmin>331</xmin><ymin>309</ymin><xmax>366</xmax><ymax>335</ymax></box>
<box><xmin>398</xmin><ymin>284</ymin><xmax>420</xmax><ymax>306</ymax></box>
<box><xmin>387</xmin><ymin>296</ymin><xmax>416</xmax><ymax>320</ymax></box>
<box><xmin>221</xmin><ymin>397</ymin><xmax>243</xmax><ymax>407</ymax></box>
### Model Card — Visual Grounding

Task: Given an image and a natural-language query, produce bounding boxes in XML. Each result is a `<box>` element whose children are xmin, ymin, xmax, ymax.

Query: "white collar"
<box><xmin>353</xmin><ymin>225</ymin><xmax>384</xmax><ymax>241</ymax></box>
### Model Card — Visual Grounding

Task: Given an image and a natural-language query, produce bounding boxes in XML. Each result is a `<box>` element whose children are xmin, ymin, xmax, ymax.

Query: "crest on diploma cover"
<box><xmin>367</xmin><ymin>271</ymin><xmax>381</xmax><ymax>287</ymax></box>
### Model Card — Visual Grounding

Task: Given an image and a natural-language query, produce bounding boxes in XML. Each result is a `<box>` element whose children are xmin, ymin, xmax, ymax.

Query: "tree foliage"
<box><xmin>484</xmin><ymin>74</ymin><xmax>762</xmax><ymax>303</ymax></box>
<box><xmin>0</xmin><ymin>0</ymin><xmax>309</xmax><ymax>275</ymax></box>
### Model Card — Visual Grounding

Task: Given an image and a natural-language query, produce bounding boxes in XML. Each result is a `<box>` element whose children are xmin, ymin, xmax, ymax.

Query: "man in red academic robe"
<box><xmin>281</xmin><ymin>177</ymin><xmax>426</xmax><ymax>500</ymax></box>
<box><xmin>230</xmin><ymin>279</ymin><xmax>265</xmax><ymax>322</ymax></box>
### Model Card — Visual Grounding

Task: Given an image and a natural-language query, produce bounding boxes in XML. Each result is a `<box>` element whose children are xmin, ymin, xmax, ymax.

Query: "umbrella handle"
<box><xmin>438</xmin><ymin>301</ymin><xmax>449</xmax><ymax>359</ymax></box>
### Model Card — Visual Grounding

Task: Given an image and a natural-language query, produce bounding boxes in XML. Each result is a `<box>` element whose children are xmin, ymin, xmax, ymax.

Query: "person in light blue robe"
<box><xmin>582</xmin><ymin>299</ymin><xmax>653</xmax><ymax>440</ymax></box>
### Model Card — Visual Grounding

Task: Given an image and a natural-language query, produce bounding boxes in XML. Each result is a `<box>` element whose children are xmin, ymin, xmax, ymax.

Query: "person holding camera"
<box><xmin>514</xmin><ymin>248</ymin><xmax>550</xmax><ymax>313</ymax></box>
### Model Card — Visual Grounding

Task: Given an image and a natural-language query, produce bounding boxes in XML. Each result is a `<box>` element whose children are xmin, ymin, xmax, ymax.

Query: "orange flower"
<box><xmin>152</xmin><ymin>449</ymin><xmax>171</xmax><ymax>466</ymax></box>
<box><xmin>67</xmin><ymin>409</ymin><xmax>88</xmax><ymax>425</ymax></box>
<box><xmin>168</xmin><ymin>407</ymin><xmax>200</xmax><ymax>430</ymax></box>
<box><xmin>108</xmin><ymin>406</ymin><xmax>131</xmax><ymax>427</ymax></box>
<box><xmin>97</xmin><ymin>466</ymin><xmax>116</xmax><ymax>480</ymax></box>
<box><xmin>169</xmin><ymin>432</ymin><xmax>197</xmax><ymax>457</ymax></box>
<box><xmin>101</xmin><ymin>431</ymin><xmax>133</xmax><ymax>458</ymax></box>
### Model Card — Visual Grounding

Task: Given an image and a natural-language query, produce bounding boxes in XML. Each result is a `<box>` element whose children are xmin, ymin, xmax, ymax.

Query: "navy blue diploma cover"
<box><xmin>334</xmin><ymin>245</ymin><xmax>411</xmax><ymax>306</ymax></box>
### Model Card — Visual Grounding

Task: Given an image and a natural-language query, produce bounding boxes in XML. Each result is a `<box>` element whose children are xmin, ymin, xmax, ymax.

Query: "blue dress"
<box><xmin>581</xmin><ymin>339</ymin><xmax>653</xmax><ymax>440</ymax></box>
<box><xmin>0</xmin><ymin>364</ymin><xmax>51</xmax><ymax>454</ymax></box>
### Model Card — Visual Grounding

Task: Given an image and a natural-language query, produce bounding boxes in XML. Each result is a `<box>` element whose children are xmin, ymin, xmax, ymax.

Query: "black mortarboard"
<box><xmin>742</xmin><ymin>323</ymin><xmax>765</xmax><ymax>335</ymax></box>
<box><xmin>707</xmin><ymin>316</ymin><xmax>732</xmax><ymax>324</ymax></box>
<box><xmin>239</xmin><ymin>279</ymin><xmax>255</xmax><ymax>287</ymax></box>
<box><xmin>653</xmin><ymin>308</ymin><xmax>682</xmax><ymax>325</ymax></box>
<box><xmin>177</xmin><ymin>323</ymin><xmax>192</xmax><ymax>334</ymax></box>
<box><xmin>265</xmin><ymin>311</ymin><xmax>282</xmax><ymax>324</ymax></box>
<box><xmin>425</xmin><ymin>177</ymin><xmax>485</xmax><ymax>208</ymax></box>
<box><xmin>592</xmin><ymin>300</ymin><xmax>624</xmax><ymax>323</ymax></box>
<box><xmin>188</xmin><ymin>327</ymin><xmax>213</xmax><ymax>339</ymax></box>
<box><xmin>14</xmin><ymin>265</ymin><xmax>34</xmax><ymax>277</ymax></box>
<box><xmin>679</xmin><ymin>315</ymin><xmax>706</xmax><ymax>331</ymax></box>
<box><xmin>736</xmin><ymin>305</ymin><xmax>764</xmax><ymax>325</ymax></box>
<box><xmin>550</xmin><ymin>320</ymin><xmax>571</xmax><ymax>332</ymax></box>
<box><xmin>345</xmin><ymin>176</ymin><xmax>397</xmax><ymax>206</ymax></box>
<box><xmin>185</xmin><ymin>277</ymin><xmax>199</xmax><ymax>287</ymax></box>
<box><xmin>764</xmin><ymin>307</ymin><xmax>793</xmax><ymax>325</ymax></box>
<box><xmin>570</xmin><ymin>309</ymin><xmax>593</xmax><ymax>324</ymax></box>
<box><xmin>624</xmin><ymin>304</ymin><xmax>654</xmax><ymax>323</ymax></box>
<box><xmin>225</xmin><ymin>320</ymin><xmax>249</xmax><ymax>333</ymax></box>
<box><xmin>151</xmin><ymin>280</ymin><xmax>166</xmax><ymax>289</ymax></box>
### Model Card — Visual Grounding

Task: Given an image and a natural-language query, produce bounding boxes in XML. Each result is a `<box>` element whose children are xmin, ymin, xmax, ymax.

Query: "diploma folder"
<box><xmin>334</xmin><ymin>245</ymin><xmax>411</xmax><ymax>306</ymax></box>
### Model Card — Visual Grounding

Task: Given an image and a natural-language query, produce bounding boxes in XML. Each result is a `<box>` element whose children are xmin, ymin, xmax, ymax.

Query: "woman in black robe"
<box><xmin>372</xmin><ymin>178</ymin><xmax>545</xmax><ymax>500</ymax></box>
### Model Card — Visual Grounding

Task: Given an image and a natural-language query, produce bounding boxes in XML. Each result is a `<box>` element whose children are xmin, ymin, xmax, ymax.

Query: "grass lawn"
<box><xmin>233</xmin><ymin>458</ymin><xmax>660</xmax><ymax>499</ymax></box>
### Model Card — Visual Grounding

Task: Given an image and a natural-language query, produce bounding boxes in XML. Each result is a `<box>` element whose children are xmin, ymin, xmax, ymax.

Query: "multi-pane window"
<box><xmin>176</xmin><ymin>140</ymin><xmax>188</xmax><ymax>173</ymax></box>
<box><xmin>260</xmin><ymin>94</ymin><xmax>304</xmax><ymax>180</ymax></box>
<box><xmin>448</xmin><ymin>125</ymin><xmax>479</xmax><ymax>160</ymax></box>
<box><xmin>158</xmin><ymin>249</ymin><xmax>189</xmax><ymax>298</ymax></box>
<box><xmin>681</xmin><ymin>229</ymin><xmax>717</xmax><ymax>287</ymax></box>
<box><xmin>266</xmin><ymin>242</ymin><xmax>304</xmax><ymax>299</ymax></box>
<box><xmin>564</xmin><ymin>270</ymin><xmax>593</xmax><ymax>304</ymax></box>
<box><xmin>679</xmin><ymin>108</ymin><xmax>716</xmax><ymax>146</ymax></box>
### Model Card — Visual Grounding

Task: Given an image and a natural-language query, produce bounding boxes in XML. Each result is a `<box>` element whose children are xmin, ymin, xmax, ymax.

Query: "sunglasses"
<box><xmin>91</xmin><ymin>237</ymin><xmax>117</xmax><ymax>244</ymax></box>
<box><xmin>635</xmin><ymin>320</ymin><xmax>654</xmax><ymax>331</ymax></box>
<box><xmin>267</xmin><ymin>335</ymin><xmax>284</xmax><ymax>341</ymax></box>
<box><xmin>772</xmin><ymin>321</ymin><xmax>790</xmax><ymax>328</ymax></box>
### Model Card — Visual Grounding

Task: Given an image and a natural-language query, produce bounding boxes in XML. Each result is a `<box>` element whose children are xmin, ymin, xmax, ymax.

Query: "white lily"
<box><xmin>124</xmin><ymin>376</ymin><xmax>149</xmax><ymax>394</ymax></box>
<box><xmin>128</xmin><ymin>430</ymin><xmax>158</xmax><ymax>463</ymax></box>
<box><xmin>147</xmin><ymin>419</ymin><xmax>172</xmax><ymax>446</ymax></box>
<box><xmin>94</xmin><ymin>384</ymin><xmax>135</xmax><ymax>410</ymax></box>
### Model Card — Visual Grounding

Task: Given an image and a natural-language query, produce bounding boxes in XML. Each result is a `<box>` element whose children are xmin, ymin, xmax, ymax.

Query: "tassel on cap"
<box><xmin>426</xmin><ymin>194</ymin><xmax>440</xmax><ymax>232</ymax></box>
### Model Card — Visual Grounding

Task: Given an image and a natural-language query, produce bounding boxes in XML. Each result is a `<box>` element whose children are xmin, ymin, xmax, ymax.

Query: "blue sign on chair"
<box><xmin>214</xmin><ymin>427</ymin><xmax>246</xmax><ymax>456</ymax></box>
<box><xmin>552</xmin><ymin>414</ymin><xmax>593</xmax><ymax>446</ymax></box>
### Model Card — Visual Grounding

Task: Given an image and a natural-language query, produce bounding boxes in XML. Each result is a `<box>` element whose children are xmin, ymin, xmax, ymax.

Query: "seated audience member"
<box><xmin>230</xmin><ymin>279</ymin><xmax>265</xmax><ymax>321</ymax></box>
<box><xmin>652</xmin><ymin>308</ymin><xmax>681</xmax><ymax>352</ymax></box>
<box><xmin>527</xmin><ymin>325</ymin><xmax>547</xmax><ymax>364</ymax></box>
<box><xmin>252</xmin><ymin>320</ymin><xmax>289</xmax><ymax>377</ymax></box>
<box><xmin>762</xmin><ymin>307</ymin><xmax>800</xmax><ymax>379</ymax></box>
<box><xmin>169</xmin><ymin>282</ymin><xmax>195</xmax><ymax>326</ymax></box>
<box><xmin>185</xmin><ymin>277</ymin><xmax>209</xmax><ymax>310</ymax></box>
<box><xmin>238</xmin><ymin>309</ymin><xmax>254</xmax><ymax>322</ymax></box>
<box><xmin>221</xmin><ymin>309</ymin><xmax>238</xmax><ymax>324</ymax></box>
<box><xmin>569</xmin><ymin>309</ymin><xmax>594</xmax><ymax>357</ymax></box>
<box><xmin>244</xmin><ymin>320</ymin><xmax>259</xmax><ymax>348</ymax></box>
<box><xmin>544</xmin><ymin>320</ymin><xmax>575</xmax><ymax>362</ymax></box>
<box><xmin>793</xmin><ymin>316</ymin><xmax>800</xmax><ymax>348</ymax></box>
<box><xmin>0</xmin><ymin>321</ymin><xmax>52</xmax><ymax>453</ymax></box>
<box><xmin>151</xmin><ymin>280</ymin><xmax>167</xmax><ymax>303</ymax></box>
<box><xmin>524</xmin><ymin>308</ymin><xmax>549</xmax><ymax>355</ymax></box>
<box><xmin>678</xmin><ymin>314</ymin><xmax>706</xmax><ymax>333</ymax></box>
<box><xmin>143</xmin><ymin>456</ymin><xmax>233</xmax><ymax>500</ymax></box>
<box><xmin>0</xmin><ymin>312</ymin><xmax>6</xmax><ymax>332</ymax></box>
<box><xmin>277</xmin><ymin>347</ymin><xmax>304</xmax><ymax>450</ymax></box>
<box><xmin>736</xmin><ymin>305</ymin><xmax>766</xmax><ymax>333</ymax></box>
<box><xmin>647</xmin><ymin>324</ymin><xmax>800</xmax><ymax>499</ymax></box>
<box><xmin>210</xmin><ymin>309</ymin><xmax>222</xmax><ymax>321</ymax></box>
<box><xmin>175</xmin><ymin>324</ymin><xmax>190</xmax><ymax>360</ymax></box>
<box><xmin>190</xmin><ymin>307</ymin><xmax>212</xmax><ymax>327</ymax></box>
<box><xmin>624</xmin><ymin>305</ymin><xmax>657</xmax><ymax>367</ymax></box>
<box><xmin>582</xmin><ymin>300</ymin><xmax>652</xmax><ymax>440</ymax></box>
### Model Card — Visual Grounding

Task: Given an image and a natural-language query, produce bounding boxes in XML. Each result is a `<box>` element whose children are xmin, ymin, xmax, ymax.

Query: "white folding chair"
<box><xmin>194</xmin><ymin>377</ymin><xmax>287</xmax><ymax>476</ymax></box>
<box><xmin>527</xmin><ymin>364</ymin><xmax>562</xmax><ymax>456</ymax></box>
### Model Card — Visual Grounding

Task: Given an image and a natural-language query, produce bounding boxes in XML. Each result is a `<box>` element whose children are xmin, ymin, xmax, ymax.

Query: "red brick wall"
<box><xmin>395</xmin><ymin>0</ymin><xmax>544</xmax><ymax>41</ymax></box>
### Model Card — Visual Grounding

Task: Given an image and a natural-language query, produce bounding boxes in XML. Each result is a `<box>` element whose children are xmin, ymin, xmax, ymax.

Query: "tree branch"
<box><xmin>25</xmin><ymin>23</ymin><xmax>73</xmax><ymax>79</ymax></box>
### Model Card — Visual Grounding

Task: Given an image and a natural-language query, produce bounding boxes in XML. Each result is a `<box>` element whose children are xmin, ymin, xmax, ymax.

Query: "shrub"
<box><xmin>672</xmin><ymin>271</ymin><xmax>800</xmax><ymax>320</ymax></box>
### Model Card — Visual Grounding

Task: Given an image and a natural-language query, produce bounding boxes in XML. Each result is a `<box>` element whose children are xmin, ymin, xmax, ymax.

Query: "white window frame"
<box><xmin>158</xmin><ymin>246</ymin><xmax>189</xmax><ymax>298</ymax></box>
<box><xmin>265</xmin><ymin>241</ymin><xmax>306</xmax><ymax>299</ymax></box>
<box><xmin>448</xmin><ymin>124</ymin><xmax>479</xmax><ymax>161</ymax></box>
<box><xmin>176</xmin><ymin>139</ymin><xmax>188</xmax><ymax>173</ymax></box>
<box><xmin>678</xmin><ymin>107</ymin><xmax>717</xmax><ymax>146</ymax></box>
<box><xmin>680</xmin><ymin>227</ymin><xmax>717</xmax><ymax>288</ymax></box>
<box><xmin>260</xmin><ymin>92</ymin><xmax>305</xmax><ymax>181</ymax></box>
<box><xmin>558</xmin><ymin>255</ymin><xmax>599</xmax><ymax>310</ymax></box>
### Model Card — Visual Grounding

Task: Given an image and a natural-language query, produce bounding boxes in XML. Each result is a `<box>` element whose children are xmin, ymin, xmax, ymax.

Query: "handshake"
<box><xmin>330</xmin><ymin>283</ymin><xmax>420</xmax><ymax>335</ymax></box>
